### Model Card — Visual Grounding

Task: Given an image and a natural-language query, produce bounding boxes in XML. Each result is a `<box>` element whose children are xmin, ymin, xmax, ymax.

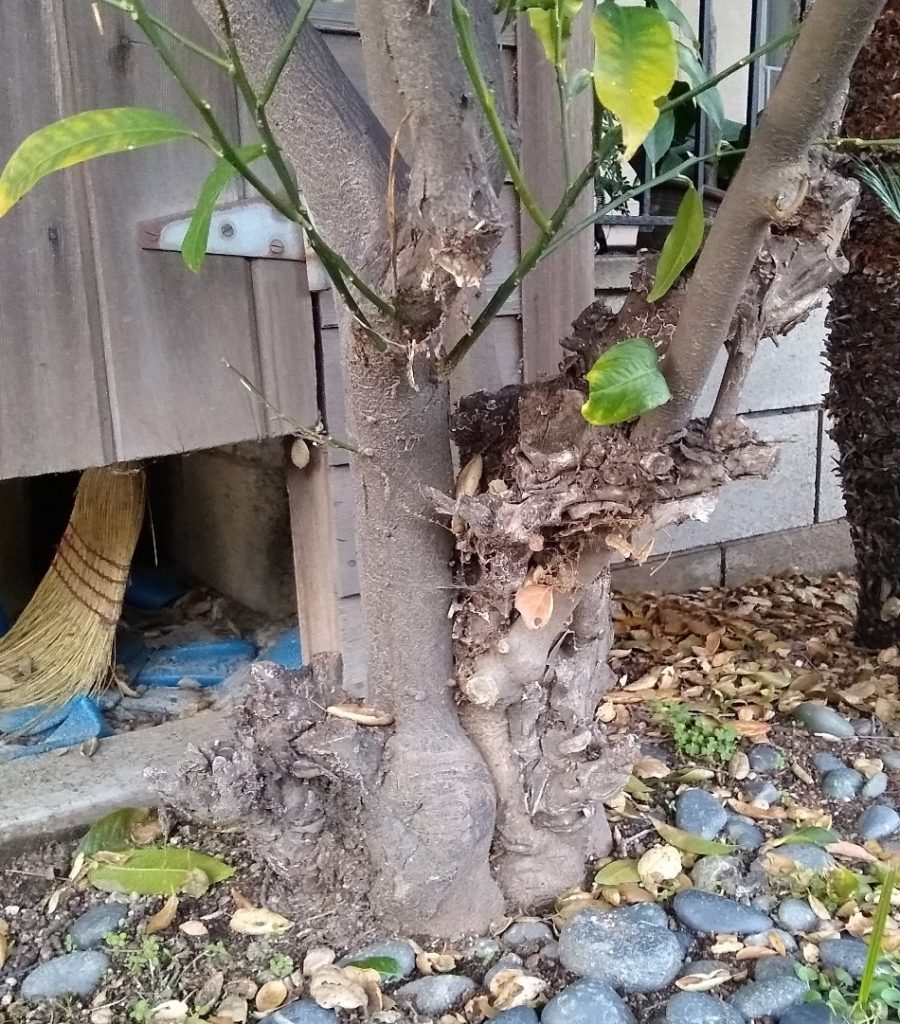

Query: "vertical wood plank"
<box><xmin>61</xmin><ymin>0</ymin><xmax>267</xmax><ymax>461</ymax></box>
<box><xmin>517</xmin><ymin>7</ymin><xmax>595</xmax><ymax>381</ymax></box>
<box><xmin>0</xmin><ymin>2</ymin><xmax>113</xmax><ymax>480</ymax></box>
<box><xmin>286</xmin><ymin>444</ymin><xmax>342</xmax><ymax>657</ymax></box>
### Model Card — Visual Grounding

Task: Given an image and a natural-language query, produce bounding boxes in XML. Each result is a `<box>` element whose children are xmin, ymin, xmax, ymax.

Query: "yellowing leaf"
<box><xmin>78</xmin><ymin>807</ymin><xmax>150</xmax><ymax>856</ymax></box>
<box><xmin>515</xmin><ymin>583</ymin><xmax>555</xmax><ymax>629</ymax></box>
<box><xmin>592</xmin><ymin>1</ymin><xmax>677</xmax><ymax>158</ymax></box>
<box><xmin>652</xmin><ymin>820</ymin><xmax>737</xmax><ymax>855</ymax></box>
<box><xmin>229</xmin><ymin>907</ymin><xmax>292</xmax><ymax>936</ymax></box>
<box><xmin>594</xmin><ymin>859</ymin><xmax>641</xmax><ymax>886</ymax></box>
<box><xmin>0</xmin><ymin>109</ymin><xmax>197</xmax><ymax>217</ymax></box>
<box><xmin>648</xmin><ymin>185</ymin><xmax>705</xmax><ymax>302</ymax></box>
<box><xmin>582</xmin><ymin>338</ymin><xmax>671</xmax><ymax>426</ymax></box>
<box><xmin>145</xmin><ymin>894</ymin><xmax>179</xmax><ymax>935</ymax></box>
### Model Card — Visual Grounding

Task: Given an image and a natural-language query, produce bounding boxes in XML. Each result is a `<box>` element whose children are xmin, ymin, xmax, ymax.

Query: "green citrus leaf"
<box><xmin>643</xmin><ymin>109</ymin><xmax>676</xmax><ymax>170</ymax></box>
<box><xmin>78</xmin><ymin>808</ymin><xmax>151</xmax><ymax>856</ymax></box>
<box><xmin>89</xmin><ymin>847</ymin><xmax>234</xmax><ymax>896</ymax></box>
<box><xmin>594</xmin><ymin>859</ymin><xmax>641</xmax><ymax>886</ymax></box>
<box><xmin>652</xmin><ymin>820</ymin><xmax>737</xmax><ymax>855</ymax></box>
<box><xmin>676</xmin><ymin>43</ymin><xmax>725</xmax><ymax>130</ymax></box>
<box><xmin>526</xmin><ymin>0</ymin><xmax>584</xmax><ymax>65</ymax></box>
<box><xmin>592</xmin><ymin>2</ymin><xmax>676</xmax><ymax>159</ymax></box>
<box><xmin>650</xmin><ymin>0</ymin><xmax>696</xmax><ymax>43</ymax></box>
<box><xmin>582</xmin><ymin>338</ymin><xmax>671</xmax><ymax>426</ymax></box>
<box><xmin>344</xmin><ymin>956</ymin><xmax>404</xmax><ymax>980</ymax></box>
<box><xmin>648</xmin><ymin>184</ymin><xmax>705</xmax><ymax>302</ymax></box>
<box><xmin>0</xmin><ymin>108</ymin><xmax>198</xmax><ymax>217</ymax></box>
<box><xmin>182</xmin><ymin>143</ymin><xmax>266</xmax><ymax>273</ymax></box>
<box><xmin>770</xmin><ymin>826</ymin><xmax>840</xmax><ymax>850</ymax></box>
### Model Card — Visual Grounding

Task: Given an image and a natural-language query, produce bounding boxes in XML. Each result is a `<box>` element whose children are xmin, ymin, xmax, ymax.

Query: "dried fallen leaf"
<box><xmin>179</xmin><ymin>919</ymin><xmax>209</xmax><ymax>937</ymax></box>
<box><xmin>145</xmin><ymin>894</ymin><xmax>179</xmax><ymax>936</ymax></box>
<box><xmin>489</xmin><ymin>968</ymin><xmax>547</xmax><ymax>1010</ymax></box>
<box><xmin>229</xmin><ymin>907</ymin><xmax>292</xmax><ymax>936</ymax></box>
<box><xmin>710</xmin><ymin>937</ymin><xmax>744</xmax><ymax>955</ymax></box>
<box><xmin>633</xmin><ymin>756</ymin><xmax>670</xmax><ymax>779</ymax></box>
<box><xmin>736</xmin><ymin>946</ymin><xmax>776</xmax><ymax>961</ymax></box>
<box><xmin>255</xmin><ymin>980</ymin><xmax>288</xmax><ymax>1012</ymax></box>
<box><xmin>417</xmin><ymin>950</ymin><xmax>457</xmax><ymax>975</ymax></box>
<box><xmin>728</xmin><ymin>752</ymin><xmax>750</xmax><ymax>780</ymax></box>
<box><xmin>304</xmin><ymin>947</ymin><xmax>337</xmax><ymax>976</ymax></box>
<box><xmin>215</xmin><ymin>994</ymin><xmax>249</xmax><ymax>1023</ymax></box>
<box><xmin>825</xmin><ymin>841</ymin><xmax>878</xmax><ymax>864</ymax></box>
<box><xmin>514</xmin><ymin>583</ymin><xmax>555</xmax><ymax>630</ymax></box>
<box><xmin>807</xmin><ymin>895</ymin><xmax>831</xmax><ymax>921</ymax></box>
<box><xmin>130</xmin><ymin>818</ymin><xmax>163</xmax><ymax>846</ymax></box>
<box><xmin>195</xmin><ymin>971</ymin><xmax>225</xmax><ymax>1014</ymax></box>
<box><xmin>90</xmin><ymin>1009</ymin><xmax>114</xmax><ymax>1024</ymax></box>
<box><xmin>344</xmin><ymin>965</ymin><xmax>385</xmax><ymax>1012</ymax></box>
<box><xmin>230</xmin><ymin>887</ymin><xmax>255</xmax><ymax>910</ymax></box>
<box><xmin>309</xmin><ymin>966</ymin><xmax>368</xmax><ymax>1010</ymax></box>
<box><xmin>727</xmin><ymin>799</ymin><xmax>788</xmax><ymax>821</ymax></box>
<box><xmin>325</xmin><ymin>703</ymin><xmax>394</xmax><ymax>727</ymax></box>
<box><xmin>675</xmin><ymin>968</ymin><xmax>732</xmax><ymax>992</ymax></box>
<box><xmin>0</xmin><ymin>919</ymin><xmax>9</xmax><ymax>970</ymax></box>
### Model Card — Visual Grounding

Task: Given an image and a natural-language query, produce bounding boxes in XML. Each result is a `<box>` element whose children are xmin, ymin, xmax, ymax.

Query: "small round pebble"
<box><xmin>21</xmin><ymin>951</ymin><xmax>110</xmax><ymax>1001</ymax></box>
<box><xmin>67</xmin><ymin>903</ymin><xmax>127</xmax><ymax>950</ymax></box>
<box><xmin>727</xmin><ymin>976</ymin><xmax>808</xmax><ymax>1019</ymax></box>
<box><xmin>812</xmin><ymin>752</ymin><xmax>846</xmax><ymax>774</ymax></box>
<box><xmin>745</xmin><ymin>779</ymin><xmax>782</xmax><ymax>805</ymax></box>
<box><xmin>676</xmin><ymin>789</ymin><xmax>728</xmax><ymax>840</ymax></box>
<box><xmin>470</xmin><ymin>937</ymin><xmax>502</xmax><ymax>962</ymax></box>
<box><xmin>880</xmin><ymin>749</ymin><xmax>900</xmax><ymax>771</ymax></box>
<box><xmin>858</xmin><ymin>804</ymin><xmax>900</xmax><ymax>841</ymax></box>
<box><xmin>394</xmin><ymin>975</ymin><xmax>476</xmax><ymax>1016</ymax></box>
<box><xmin>272</xmin><ymin>1002</ymin><xmax>339</xmax><ymax>1024</ymax></box>
<box><xmin>777</xmin><ymin>898</ymin><xmax>820</xmax><ymax>934</ymax></box>
<box><xmin>341</xmin><ymin>939</ymin><xmax>416</xmax><ymax>978</ymax></box>
<box><xmin>853</xmin><ymin>717</ymin><xmax>876</xmax><ymax>736</ymax></box>
<box><xmin>672</xmin><ymin>891</ymin><xmax>773</xmax><ymax>936</ymax></box>
<box><xmin>861</xmin><ymin>771</ymin><xmax>889</xmax><ymax>799</ymax></box>
<box><xmin>492</xmin><ymin>1009</ymin><xmax>540</xmax><ymax>1024</ymax></box>
<box><xmin>754</xmin><ymin>956</ymin><xmax>800</xmax><ymax>982</ymax></box>
<box><xmin>542</xmin><ymin>978</ymin><xmax>636</xmax><ymax>1024</ymax></box>
<box><xmin>690</xmin><ymin>856</ymin><xmax>742</xmax><ymax>896</ymax></box>
<box><xmin>821</xmin><ymin>767</ymin><xmax>864</xmax><ymax>802</ymax></box>
<box><xmin>558</xmin><ymin>907</ymin><xmax>684</xmax><ymax>993</ymax></box>
<box><xmin>819</xmin><ymin>937</ymin><xmax>877</xmax><ymax>980</ymax></box>
<box><xmin>665</xmin><ymin>991</ymin><xmax>744</xmax><ymax>1024</ymax></box>
<box><xmin>794</xmin><ymin>703</ymin><xmax>855</xmax><ymax>739</ymax></box>
<box><xmin>724</xmin><ymin>814</ymin><xmax>765</xmax><ymax>851</ymax></box>
<box><xmin>502</xmin><ymin>921</ymin><xmax>556</xmax><ymax>955</ymax></box>
<box><xmin>749</xmin><ymin>744</ymin><xmax>783</xmax><ymax>774</ymax></box>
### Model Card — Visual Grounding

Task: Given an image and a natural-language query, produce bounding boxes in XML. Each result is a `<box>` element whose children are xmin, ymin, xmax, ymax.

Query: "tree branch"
<box><xmin>192</xmin><ymin>0</ymin><xmax>394</xmax><ymax>280</ymax></box>
<box><xmin>635</xmin><ymin>0</ymin><xmax>887</xmax><ymax>441</ymax></box>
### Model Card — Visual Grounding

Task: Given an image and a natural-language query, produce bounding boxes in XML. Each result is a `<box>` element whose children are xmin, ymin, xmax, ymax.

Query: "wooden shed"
<box><xmin>0</xmin><ymin>1</ymin><xmax>593</xmax><ymax>690</ymax></box>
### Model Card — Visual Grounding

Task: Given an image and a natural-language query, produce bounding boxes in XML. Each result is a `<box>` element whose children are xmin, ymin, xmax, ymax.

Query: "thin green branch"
<box><xmin>557</xmin><ymin>71</ymin><xmax>573</xmax><ymax>189</ymax></box>
<box><xmin>451</xmin><ymin>0</ymin><xmax>551</xmax><ymax>235</ymax></box>
<box><xmin>261</xmin><ymin>0</ymin><xmax>316</xmax><ymax>106</ymax></box>
<box><xmin>95</xmin><ymin>0</ymin><xmax>232</xmax><ymax>71</ymax></box>
<box><xmin>823</xmin><ymin>136</ymin><xmax>900</xmax><ymax>150</ymax></box>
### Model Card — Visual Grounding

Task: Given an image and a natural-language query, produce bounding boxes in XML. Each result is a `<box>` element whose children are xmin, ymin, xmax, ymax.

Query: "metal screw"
<box><xmin>268</xmin><ymin>238</ymin><xmax>285</xmax><ymax>256</ymax></box>
<box><xmin>220</xmin><ymin>222</ymin><xmax>235</xmax><ymax>238</ymax></box>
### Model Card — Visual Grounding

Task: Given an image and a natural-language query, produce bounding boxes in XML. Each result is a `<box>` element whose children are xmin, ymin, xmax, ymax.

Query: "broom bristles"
<box><xmin>0</xmin><ymin>464</ymin><xmax>146</xmax><ymax>711</ymax></box>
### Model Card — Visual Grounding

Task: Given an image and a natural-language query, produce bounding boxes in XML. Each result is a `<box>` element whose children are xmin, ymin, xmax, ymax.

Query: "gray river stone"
<box><xmin>748</xmin><ymin>744</ymin><xmax>783</xmax><ymax>774</ymax></box>
<box><xmin>794</xmin><ymin>703</ymin><xmax>855</xmax><ymax>739</ymax></box>
<box><xmin>394</xmin><ymin>976</ymin><xmax>476</xmax><ymax>1016</ymax></box>
<box><xmin>821</xmin><ymin>768</ymin><xmax>864</xmax><ymax>802</ymax></box>
<box><xmin>676</xmin><ymin>790</ymin><xmax>728</xmax><ymax>840</ymax></box>
<box><xmin>768</xmin><ymin>842</ymin><xmax>836</xmax><ymax>872</ymax></box>
<box><xmin>542</xmin><ymin>979</ymin><xmax>636</xmax><ymax>1024</ymax></box>
<box><xmin>777</xmin><ymin>898</ymin><xmax>820</xmax><ymax>934</ymax></box>
<box><xmin>858</xmin><ymin>804</ymin><xmax>900</xmax><ymax>840</ymax></box>
<box><xmin>67</xmin><ymin>904</ymin><xmax>127</xmax><ymax>950</ymax></box>
<box><xmin>861</xmin><ymin>771</ymin><xmax>889</xmax><ymax>799</ymax></box>
<box><xmin>271</xmin><ymin>1002</ymin><xmax>339</xmax><ymax>1024</ymax></box>
<box><xmin>502</xmin><ymin>921</ymin><xmax>556</xmax><ymax>955</ymax></box>
<box><xmin>21</xmin><ymin>952</ymin><xmax>110</xmax><ymax>1001</ymax></box>
<box><xmin>558</xmin><ymin>907</ymin><xmax>684</xmax><ymax>993</ymax></box>
<box><xmin>672</xmin><ymin>891</ymin><xmax>773</xmax><ymax>936</ymax></box>
<box><xmin>819</xmin><ymin>937</ymin><xmax>882</xmax><ymax>980</ymax></box>
<box><xmin>724</xmin><ymin>814</ymin><xmax>765</xmax><ymax>851</ymax></box>
<box><xmin>813</xmin><ymin>752</ymin><xmax>846</xmax><ymax>774</ymax></box>
<box><xmin>727</xmin><ymin>975</ymin><xmax>808</xmax><ymax>1019</ymax></box>
<box><xmin>665</xmin><ymin>991</ymin><xmax>744</xmax><ymax>1024</ymax></box>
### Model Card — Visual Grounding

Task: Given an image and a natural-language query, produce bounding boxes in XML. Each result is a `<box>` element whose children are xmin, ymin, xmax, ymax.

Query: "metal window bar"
<box><xmin>596</xmin><ymin>0</ymin><xmax>798</xmax><ymax>242</ymax></box>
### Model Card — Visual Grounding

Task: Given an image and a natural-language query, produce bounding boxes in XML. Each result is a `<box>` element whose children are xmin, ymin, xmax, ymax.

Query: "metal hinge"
<box><xmin>137</xmin><ymin>198</ymin><xmax>329</xmax><ymax>291</ymax></box>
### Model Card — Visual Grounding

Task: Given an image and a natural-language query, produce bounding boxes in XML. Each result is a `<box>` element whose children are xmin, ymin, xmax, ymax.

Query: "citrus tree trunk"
<box><xmin>827</xmin><ymin>0</ymin><xmax>900</xmax><ymax>647</ymax></box>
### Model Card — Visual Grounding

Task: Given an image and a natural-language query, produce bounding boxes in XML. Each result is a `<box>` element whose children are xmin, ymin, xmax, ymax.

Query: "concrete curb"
<box><xmin>0</xmin><ymin>709</ymin><xmax>232</xmax><ymax>856</ymax></box>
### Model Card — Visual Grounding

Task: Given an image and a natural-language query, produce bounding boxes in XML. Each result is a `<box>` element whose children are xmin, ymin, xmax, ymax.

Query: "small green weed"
<box><xmin>268</xmin><ymin>953</ymin><xmax>295</xmax><ymax>979</ymax></box>
<box><xmin>130</xmin><ymin>999</ymin><xmax>152</xmax><ymax>1023</ymax></box>
<box><xmin>204</xmin><ymin>939</ymin><xmax>229</xmax><ymax>961</ymax></box>
<box><xmin>796</xmin><ymin>870</ymin><xmax>900</xmax><ymax>1023</ymax></box>
<box><xmin>657</xmin><ymin>702</ymin><xmax>739</xmax><ymax>764</ymax></box>
<box><xmin>785</xmin><ymin>866</ymin><xmax>868</xmax><ymax>915</ymax></box>
<box><xmin>104</xmin><ymin>931</ymin><xmax>128</xmax><ymax>949</ymax></box>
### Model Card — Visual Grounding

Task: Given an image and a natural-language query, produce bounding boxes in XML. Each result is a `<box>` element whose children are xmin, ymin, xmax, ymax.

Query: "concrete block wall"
<box><xmin>597</xmin><ymin>255</ymin><xmax>853</xmax><ymax>594</ymax></box>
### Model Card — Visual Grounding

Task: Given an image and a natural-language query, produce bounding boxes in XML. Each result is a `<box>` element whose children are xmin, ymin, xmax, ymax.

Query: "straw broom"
<box><xmin>0</xmin><ymin>464</ymin><xmax>146</xmax><ymax>711</ymax></box>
